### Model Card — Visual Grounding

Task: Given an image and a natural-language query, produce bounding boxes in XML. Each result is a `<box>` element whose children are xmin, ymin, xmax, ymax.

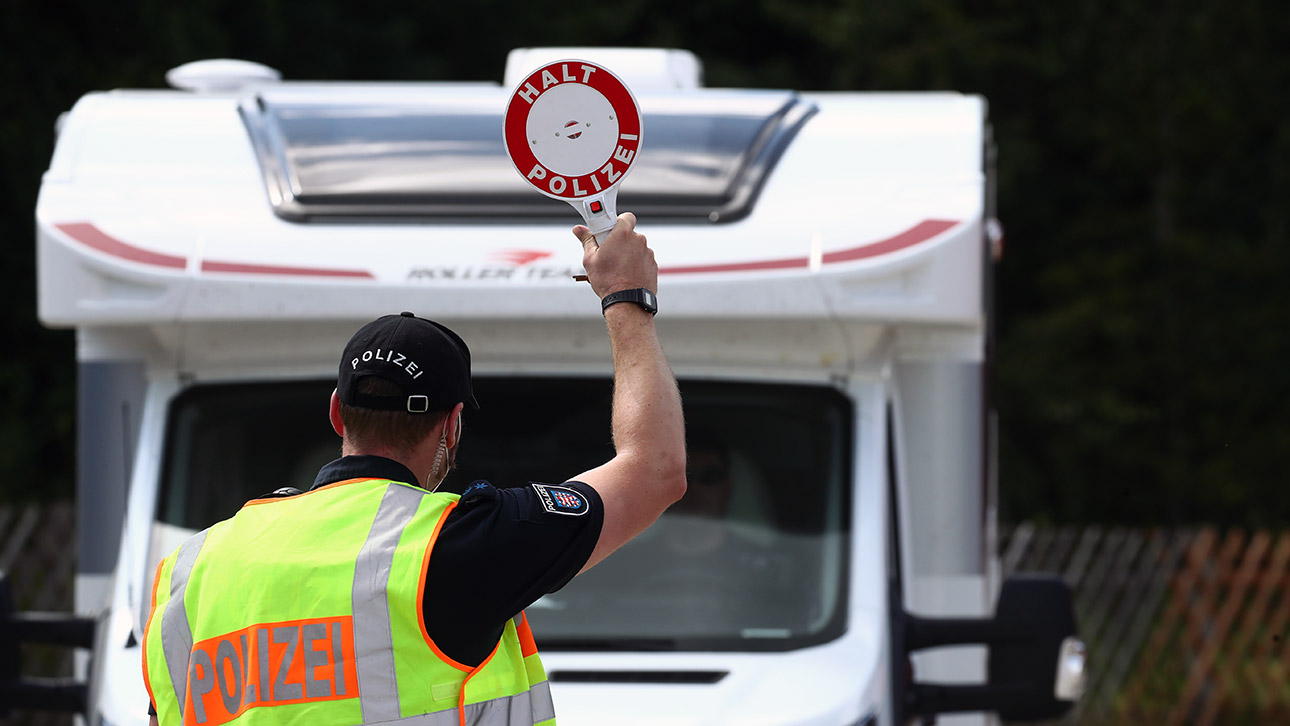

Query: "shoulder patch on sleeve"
<box><xmin>530</xmin><ymin>482</ymin><xmax>590</xmax><ymax>516</ymax></box>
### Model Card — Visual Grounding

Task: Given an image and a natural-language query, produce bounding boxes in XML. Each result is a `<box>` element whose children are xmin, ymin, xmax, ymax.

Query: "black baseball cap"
<box><xmin>338</xmin><ymin>312</ymin><xmax>479</xmax><ymax>414</ymax></box>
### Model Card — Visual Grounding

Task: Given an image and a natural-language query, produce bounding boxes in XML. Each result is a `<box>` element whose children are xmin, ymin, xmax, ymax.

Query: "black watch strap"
<box><xmin>601</xmin><ymin>288</ymin><xmax>658</xmax><ymax>316</ymax></box>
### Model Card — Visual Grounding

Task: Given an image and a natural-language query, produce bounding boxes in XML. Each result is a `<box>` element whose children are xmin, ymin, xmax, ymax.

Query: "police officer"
<box><xmin>143</xmin><ymin>213</ymin><xmax>686</xmax><ymax>726</ymax></box>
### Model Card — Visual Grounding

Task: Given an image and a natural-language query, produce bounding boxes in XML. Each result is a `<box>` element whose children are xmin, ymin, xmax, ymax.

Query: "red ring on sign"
<box><xmin>504</xmin><ymin>60</ymin><xmax>643</xmax><ymax>201</ymax></box>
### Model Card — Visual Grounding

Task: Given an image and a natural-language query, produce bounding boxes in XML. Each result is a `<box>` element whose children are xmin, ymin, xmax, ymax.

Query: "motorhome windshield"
<box><xmin>157</xmin><ymin>377</ymin><xmax>850</xmax><ymax>652</ymax></box>
<box><xmin>240</xmin><ymin>89</ymin><xmax>815</xmax><ymax>224</ymax></box>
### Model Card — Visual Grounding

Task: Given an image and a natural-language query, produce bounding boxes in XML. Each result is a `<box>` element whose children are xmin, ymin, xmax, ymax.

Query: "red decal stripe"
<box><xmin>660</xmin><ymin>254</ymin><xmax>810</xmax><ymax>275</ymax></box>
<box><xmin>201</xmin><ymin>260</ymin><xmax>373</xmax><ymax>278</ymax></box>
<box><xmin>659</xmin><ymin>219</ymin><xmax>960</xmax><ymax>275</ymax></box>
<box><xmin>821</xmin><ymin>219</ymin><xmax>959</xmax><ymax>264</ymax></box>
<box><xmin>54</xmin><ymin>222</ymin><xmax>373</xmax><ymax>278</ymax></box>
<box><xmin>57</xmin><ymin>219</ymin><xmax>959</xmax><ymax>281</ymax></box>
<box><xmin>55</xmin><ymin>222</ymin><xmax>187</xmax><ymax>269</ymax></box>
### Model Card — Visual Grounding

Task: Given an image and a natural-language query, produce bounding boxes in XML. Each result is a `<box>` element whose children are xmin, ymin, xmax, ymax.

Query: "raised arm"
<box><xmin>571</xmin><ymin>213</ymin><xmax>687</xmax><ymax>572</ymax></box>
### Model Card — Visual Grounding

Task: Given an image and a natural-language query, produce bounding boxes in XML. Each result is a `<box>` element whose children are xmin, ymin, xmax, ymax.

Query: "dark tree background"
<box><xmin>2</xmin><ymin>0</ymin><xmax>1286</xmax><ymax>526</ymax></box>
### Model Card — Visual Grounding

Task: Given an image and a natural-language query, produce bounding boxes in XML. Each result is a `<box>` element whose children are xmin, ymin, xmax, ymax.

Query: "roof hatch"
<box><xmin>239</xmin><ymin>86</ymin><xmax>815</xmax><ymax>224</ymax></box>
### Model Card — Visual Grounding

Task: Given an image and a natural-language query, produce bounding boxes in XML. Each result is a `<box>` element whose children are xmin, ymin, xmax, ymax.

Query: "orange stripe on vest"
<box><xmin>515</xmin><ymin>613</ymin><xmax>539</xmax><ymax>659</ymax></box>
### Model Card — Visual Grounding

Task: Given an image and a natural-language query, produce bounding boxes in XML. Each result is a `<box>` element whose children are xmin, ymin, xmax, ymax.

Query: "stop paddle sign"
<box><xmin>504</xmin><ymin>60</ymin><xmax>643</xmax><ymax>242</ymax></box>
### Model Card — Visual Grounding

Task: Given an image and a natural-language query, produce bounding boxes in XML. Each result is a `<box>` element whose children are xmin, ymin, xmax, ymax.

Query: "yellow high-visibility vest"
<box><xmin>143</xmin><ymin>477</ymin><xmax>554</xmax><ymax>726</ymax></box>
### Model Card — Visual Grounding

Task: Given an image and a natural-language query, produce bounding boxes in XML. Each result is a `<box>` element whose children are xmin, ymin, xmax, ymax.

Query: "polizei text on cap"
<box><xmin>352</xmin><ymin>349</ymin><xmax>423</xmax><ymax>379</ymax></box>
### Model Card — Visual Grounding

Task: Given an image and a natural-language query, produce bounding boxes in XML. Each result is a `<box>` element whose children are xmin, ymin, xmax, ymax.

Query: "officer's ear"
<box><xmin>329</xmin><ymin>389</ymin><xmax>345</xmax><ymax>437</ymax></box>
<box><xmin>445</xmin><ymin>402</ymin><xmax>465</xmax><ymax>448</ymax></box>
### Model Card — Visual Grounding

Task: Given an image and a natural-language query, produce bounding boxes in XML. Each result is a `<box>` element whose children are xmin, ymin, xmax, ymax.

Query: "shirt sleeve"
<box><xmin>424</xmin><ymin>480</ymin><xmax>604</xmax><ymax>666</ymax></box>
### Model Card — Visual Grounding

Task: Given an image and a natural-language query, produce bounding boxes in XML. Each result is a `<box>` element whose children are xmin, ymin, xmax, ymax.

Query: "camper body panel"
<box><xmin>37</xmin><ymin>88</ymin><xmax>983</xmax><ymax>328</ymax></box>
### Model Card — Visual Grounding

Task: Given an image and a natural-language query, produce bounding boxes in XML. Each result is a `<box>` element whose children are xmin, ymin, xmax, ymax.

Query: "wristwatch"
<box><xmin>601</xmin><ymin>288</ymin><xmax>658</xmax><ymax>316</ymax></box>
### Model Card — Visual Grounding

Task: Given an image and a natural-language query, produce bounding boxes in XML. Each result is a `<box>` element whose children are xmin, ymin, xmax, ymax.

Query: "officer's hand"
<box><xmin>573</xmin><ymin>213</ymin><xmax>658</xmax><ymax>299</ymax></box>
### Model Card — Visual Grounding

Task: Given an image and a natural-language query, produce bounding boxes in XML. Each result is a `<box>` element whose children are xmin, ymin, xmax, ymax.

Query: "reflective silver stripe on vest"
<box><xmin>527</xmin><ymin>679</ymin><xmax>556</xmax><ymax>724</ymax></box>
<box><xmin>512</xmin><ymin>614</ymin><xmax>555</xmax><ymax>722</ymax></box>
<box><xmin>352</xmin><ymin>483</ymin><xmax>425</xmax><ymax>723</ymax></box>
<box><xmin>159</xmin><ymin>528</ymin><xmax>210</xmax><ymax>718</ymax></box>
<box><xmin>364</xmin><ymin>680</ymin><xmax>554</xmax><ymax>726</ymax></box>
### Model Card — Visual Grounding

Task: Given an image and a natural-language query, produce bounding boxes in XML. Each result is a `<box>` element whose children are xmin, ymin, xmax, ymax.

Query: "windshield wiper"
<box><xmin>549</xmin><ymin>670</ymin><xmax>729</xmax><ymax>684</ymax></box>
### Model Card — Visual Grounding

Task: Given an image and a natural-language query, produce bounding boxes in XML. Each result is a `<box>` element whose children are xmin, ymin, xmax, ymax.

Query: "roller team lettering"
<box><xmin>182</xmin><ymin>616</ymin><xmax>357</xmax><ymax>726</ymax></box>
<box><xmin>504</xmin><ymin>61</ymin><xmax>642</xmax><ymax>201</ymax></box>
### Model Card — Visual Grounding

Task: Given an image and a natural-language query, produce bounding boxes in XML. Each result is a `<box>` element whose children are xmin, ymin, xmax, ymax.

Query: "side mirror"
<box><xmin>0</xmin><ymin>571</ymin><xmax>98</xmax><ymax>716</ymax></box>
<box><xmin>989</xmin><ymin>574</ymin><xmax>1086</xmax><ymax>719</ymax></box>
<box><xmin>903</xmin><ymin>573</ymin><xmax>1086</xmax><ymax>722</ymax></box>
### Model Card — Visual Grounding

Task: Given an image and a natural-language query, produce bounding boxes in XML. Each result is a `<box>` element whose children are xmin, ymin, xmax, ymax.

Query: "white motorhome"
<box><xmin>5</xmin><ymin>49</ymin><xmax>1083</xmax><ymax>726</ymax></box>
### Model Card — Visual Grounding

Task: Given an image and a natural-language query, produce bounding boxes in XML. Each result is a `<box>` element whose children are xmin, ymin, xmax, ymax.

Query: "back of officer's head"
<box><xmin>336</xmin><ymin>312</ymin><xmax>478</xmax><ymax>453</ymax></box>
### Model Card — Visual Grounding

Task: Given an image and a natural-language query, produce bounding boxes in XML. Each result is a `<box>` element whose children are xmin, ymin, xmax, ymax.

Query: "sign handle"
<box><xmin>572</xmin><ymin>188</ymin><xmax>620</xmax><ymax>244</ymax></box>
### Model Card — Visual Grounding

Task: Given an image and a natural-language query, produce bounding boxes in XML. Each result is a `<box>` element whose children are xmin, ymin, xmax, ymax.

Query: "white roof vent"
<box><xmin>504</xmin><ymin>47</ymin><xmax>702</xmax><ymax>91</ymax></box>
<box><xmin>165</xmin><ymin>59</ymin><xmax>282</xmax><ymax>93</ymax></box>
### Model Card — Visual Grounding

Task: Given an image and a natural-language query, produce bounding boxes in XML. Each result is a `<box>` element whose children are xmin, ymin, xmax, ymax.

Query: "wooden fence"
<box><xmin>2</xmin><ymin>506</ymin><xmax>1289</xmax><ymax>725</ymax></box>
<box><xmin>1</xmin><ymin>502</ymin><xmax>77</xmax><ymax>726</ymax></box>
<box><xmin>1001</xmin><ymin>524</ymin><xmax>1290</xmax><ymax>726</ymax></box>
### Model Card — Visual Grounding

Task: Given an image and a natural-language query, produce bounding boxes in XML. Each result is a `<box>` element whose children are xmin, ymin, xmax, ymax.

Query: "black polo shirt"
<box><xmin>310</xmin><ymin>455</ymin><xmax>604</xmax><ymax>666</ymax></box>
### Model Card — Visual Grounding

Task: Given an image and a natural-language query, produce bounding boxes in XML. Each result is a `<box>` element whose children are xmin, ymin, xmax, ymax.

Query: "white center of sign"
<box><xmin>525</xmin><ymin>83</ymin><xmax>620</xmax><ymax>177</ymax></box>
